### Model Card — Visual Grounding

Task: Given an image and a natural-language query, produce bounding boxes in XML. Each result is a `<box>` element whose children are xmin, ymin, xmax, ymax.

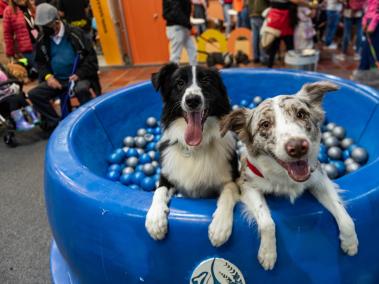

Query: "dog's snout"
<box><xmin>285</xmin><ymin>138</ymin><xmax>309</xmax><ymax>158</ymax></box>
<box><xmin>185</xmin><ymin>95</ymin><xmax>202</xmax><ymax>109</ymax></box>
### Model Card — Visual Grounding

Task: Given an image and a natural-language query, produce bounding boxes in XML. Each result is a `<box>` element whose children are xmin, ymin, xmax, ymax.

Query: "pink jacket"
<box><xmin>362</xmin><ymin>0</ymin><xmax>379</xmax><ymax>32</ymax></box>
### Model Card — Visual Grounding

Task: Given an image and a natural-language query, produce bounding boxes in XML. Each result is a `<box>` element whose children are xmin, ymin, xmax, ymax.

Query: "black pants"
<box><xmin>0</xmin><ymin>93</ymin><xmax>28</xmax><ymax>118</ymax></box>
<box><xmin>28</xmin><ymin>80</ymin><xmax>92</xmax><ymax>127</ymax></box>
<box><xmin>267</xmin><ymin>35</ymin><xmax>294</xmax><ymax>68</ymax></box>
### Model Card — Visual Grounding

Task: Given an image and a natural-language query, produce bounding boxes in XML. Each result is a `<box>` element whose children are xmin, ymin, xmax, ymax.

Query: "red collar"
<box><xmin>246</xmin><ymin>159</ymin><xmax>264</xmax><ymax>178</ymax></box>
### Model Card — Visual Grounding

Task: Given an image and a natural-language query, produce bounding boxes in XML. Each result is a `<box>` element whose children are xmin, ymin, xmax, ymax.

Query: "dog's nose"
<box><xmin>185</xmin><ymin>95</ymin><xmax>202</xmax><ymax>109</ymax></box>
<box><xmin>285</xmin><ymin>139</ymin><xmax>309</xmax><ymax>158</ymax></box>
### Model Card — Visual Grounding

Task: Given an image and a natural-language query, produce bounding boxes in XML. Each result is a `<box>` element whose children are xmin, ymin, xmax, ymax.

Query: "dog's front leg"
<box><xmin>145</xmin><ymin>186</ymin><xmax>175</xmax><ymax>240</ymax></box>
<box><xmin>310</xmin><ymin>176</ymin><xmax>358</xmax><ymax>256</ymax></box>
<box><xmin>208</xmin><ymin>181</ymin><xmax>239</xmax><ymax>247</ymax></box>
<box><xmin>241</xmin><ymin>185</ymin><xmax>277</xmax><ymax>270</ymax></box>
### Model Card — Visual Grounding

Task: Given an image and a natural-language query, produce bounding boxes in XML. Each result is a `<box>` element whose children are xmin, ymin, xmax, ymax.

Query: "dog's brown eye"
<box><xmin>260</xmin><ymin>121</ymin><xmax>271</xmax><ymax>129</ymax></box>
<box><xmin>297</xmin><ymin>110</ymin><xmax>308</xmax><ymax>119</ymax></box>
<box><xmin>177</xmin><ymin>79</ymin><xmax>185</xmax><ymax>88</ymax></box>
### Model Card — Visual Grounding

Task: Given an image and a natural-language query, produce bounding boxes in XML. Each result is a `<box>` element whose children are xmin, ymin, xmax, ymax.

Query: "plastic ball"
<box><xmin>324</xmin><ymin>136</ymin><xmax>339</xmax><ymax>148</ymax></box>
<box><xmin>129</xmin><ymin>184</ymin><xmax>141</xmax><ymax>191</ymax></box>
<box><xmin>327</xmin><ymin>146</ymin><xmax>342</xmax><ymax>160</ymax></box>
<box><xmin>146</xmin><ymin>127</ymin><xmax>154</xmax><ymax>134</ymax></box>
<box><xmin>144</xmin><ymin>134</ymin><xmax>155</xmax><ymax>142</ymax></box>
<box><xmin>142</xmin><ymin>164</ymin><xmax>155</xmax><ymax>176</ymax></box>
<box><xmin>346</xmin><ymin>162</ymin><xmax>360</xmax><ymax>173</ymax></box>
<box><xmin>146</xmin><ymin>117</ymin><xmax>158</xmax><ymax>127</ymax></box>
<box><xmin>240</xmin><ymin>99</ymin><xmax>248</xmax><ymax>107</ymax></box>
<box><xmin>341</xmin><ymin>138</ymin><xmax>354</xmax><ymax>149</ymax></box>
<box><xmin>318</xmin><ymin>151</ymin><xmax>329</xmax><ymax>163</ymax></box>
<box><xmin>135</xmin><ymin>137</ymin><xmax>147</xmax><ymax>148</ymax></box>
<box><xmin>126</xmin><ymin>148</ymin><xmax>139</xmax><ymax>158</ymax></box>
<box><xmin>321</xmin><ymin>131</ymin><xmax>333</xmax><ymax>141</ymax></box>
<box><xmin>108</xmin><ymin>164</ymin><xmax>121</xmax><ymax>173</ymax></box>
<box><xmin>351</xmin><ymin>147</ymin><xmax>369</xmax><ymax>164</ymax></box>
<box><xmin>151</xmin><ymin>161</ymin><xmax>159</xmax><ymax>168</ymax></box>
<box><xmin>342</xmin><ymin>149</ymin><xmax>350</xmax><ymax>160</ymax></box>
<box><xmin>107</xmin><ymin>170</ymin><xmax>120</xmax><ymax>181</ymax></box>
<box><xmin>139</xmin><ymin>153</ymin><xmax>152</xmax><ymax>164</ymax></box>
<box><xmin>146</xmin><ymin>142</ymin><xmax>157</xmax><ymax>151</ymax></box>
<box><xmin>154</xmin><ymin>135</ymin><xmax>161</xmax><ymax>142</ymax></box>
<box><xmin>141</xmin><ymin>177</ymin><xmax>156</xmax><ymax>191</ymax></box>
<box><xmin>126</xmin><ymin>157</ymin><xmax>139</xmax><ymax>168</ymax></box>
<box><xmin>122</xmin><ymin>147</ymin><xmax>129</xmax><ymax>153</ymax></box>
<box><xmin>344</xmin><ymin>158</ymin><xmax>355</xmax><ymax>166</ymax></box>
<box><xmin>330</xmin><ymin>160</ymin><xmax>346</xmax><ymax>176</ymax></box>
<box><xmin>253</xmin><ymin>96</ymin><xmax>263</xmax><ymax>105</ymax></box>
<box><xmin>153</xmin><ymin>127</ymin><xmax>161</xmax><ymax>135</ymax></box>
<box><xmin>248</xmin><ymin>103</ymin><xmax>256</xmax><ymax>109</ymax></box>
<box><xmin>136</xmin><ymin>148</ymin><xmax>145</xmax><ymax>155</ymax></box>
<box><xmin>348</xmin><ymin>144</ymin><xmax>358</xmax><ymax>154</ymax></box>
<box><xmin>147</xmin><ymin>151</ymin><xmax>156</xmax><ymax>160</ymax></box>
<box><xmin>122</xmin><ymin>167</ymin><xmax>134</xmax><ymax>175</ymax></box>
<box><xmin>137</xmin><ymin>128</ymin><xmax>147</xmax><ymax>136</ymax></box>
<box><xmin>326</xmin><ymin>122</ymin><xmax>337</xmax><ymax>131</ymax></box>
<box><xmin>120</xmin><ymin>174</ymin><xmax>133</xmax><ymax>185</ymax></box>
<box><xmin>319</xmin><ymin>143</ymin><xmax>327</xmax><ymax>153</ymax></box>
<box><xmin>323</xmin><ymin>163</ymin><xmax>339</xmax><ymax>179</ymax></box>
<box><xmin>108</xmin><ymin>153</ymin><xmax>123</xmax><ymax>164</ymax></box>
<box><xmin>131</xmin><ymin>172</ymin><xmax>145</xmax><ymax>185</ymax></box>
<box><xmin>154</xmin><ymin>174</ymin><xmax>160</xmax><ymax>183</ymax></box>
<box><xmin>332</xmin><ymin>126</ymin><xmax>346</xmax><ymax>140</ymax></box>
<box><xmin>155</xmin><ymin>168</ymin><xmax>161</xmax><ymax>175</ymax></box>
<box><xmin>232</xmin><ymin>104</ymin><xmax>239</xmax><ymax>110</ymax></box>
<box><xmin>135</xmin><ymin>165</ymin><xmax>144</xmax><ymax>172</ymax></box>
<box><xmin>123</xmin><ymin>136</ymin><xmax>135</xmax><ymax>147</ymax></box>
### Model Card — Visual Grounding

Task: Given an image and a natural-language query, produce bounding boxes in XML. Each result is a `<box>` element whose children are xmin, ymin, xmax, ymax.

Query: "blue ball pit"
<box><xmin>46</xmin><ymin>69</ymin><xmax>379</xmax><ymax>284</ymax></box>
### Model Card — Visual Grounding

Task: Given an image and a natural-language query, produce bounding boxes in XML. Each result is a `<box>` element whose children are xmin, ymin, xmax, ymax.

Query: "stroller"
<box><xmin>0</xmin><ymin>66</ymin><xmax>40</xmax><ymax>147</ymax></box>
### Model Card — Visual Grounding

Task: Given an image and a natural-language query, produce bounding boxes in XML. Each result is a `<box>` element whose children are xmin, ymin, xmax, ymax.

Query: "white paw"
<box><xmin>208</xmin><ymin>211</ymin><xmax>233</xmax><ymax>247</ymax></box>
<box><xmin>145</xmin><ymin>204</ymin><xmax>169</xmax><ymax>240</ymax></box>
<box><xmin>340</xmin><ymin>231</ymin><xmax>359</xmax><ymax>256</ymax></box>
<box><xmin>258</xmin><ymin>240</ymin><xmax>277</xmax><ymax>270</ymax></box>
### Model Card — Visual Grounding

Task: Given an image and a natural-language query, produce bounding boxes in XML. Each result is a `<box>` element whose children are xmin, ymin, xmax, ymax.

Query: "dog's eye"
<box><xmin>260</xmin><ymin>121</ymin><xmax>271</xmax><ymax>129</ymax></box>
<box><xmin>297</xmin><ymin>109</ymin><xmax>308</xmax><ymax>119</ymax></box>
<box><xmin>177</xmin><ymin>79</ymin><xmax>185</xmax><ymax>88</ymax></box>
<box><xmin>200</xmin><ymin>76</ymin><xmax>209</xmax><ymax>84</ymax></box>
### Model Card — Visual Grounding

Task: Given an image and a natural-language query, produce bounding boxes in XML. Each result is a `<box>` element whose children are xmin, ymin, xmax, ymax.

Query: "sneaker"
<box><xmin>325</xmin><ymin>43</ymin><xmax>337</xmax><ymax>50</ymax></box>
<box><xmin>335</xmin><ymin>53</ymin><xmax>346</xmax><ymax>61</ymax></box>
<box><xmin>353</xmin><ymin>53</ymin><xmax>361</xmax><ymax>61</ymax></box>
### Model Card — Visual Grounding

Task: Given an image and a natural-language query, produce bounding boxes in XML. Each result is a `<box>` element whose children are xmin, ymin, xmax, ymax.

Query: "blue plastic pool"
<box><xmin>45</xmin><ymin>69</ymin><xmax>379</xmax><ymax>284</ymax></box>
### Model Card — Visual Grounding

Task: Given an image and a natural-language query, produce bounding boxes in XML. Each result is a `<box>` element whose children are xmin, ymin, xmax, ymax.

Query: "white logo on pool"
<box><xmin>190</xmin><ymin>258</ymin><xmax>246</xmax><ymax>284</ymax></box>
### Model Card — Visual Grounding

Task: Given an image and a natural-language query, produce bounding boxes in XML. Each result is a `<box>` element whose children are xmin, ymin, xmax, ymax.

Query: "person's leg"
<box><xmin>358</xmin><ymin>34</ymin><xmax>371</xmax><ymax>70</ymax></box>
<box><xmin>73</xmin><ymin>80</ymin><xmax>92</xmax><ymax>105</ymax></box>
<box><xmin>342</xmin><ymin>17</ymin><xmax>352</xmax><ymax>54</ymax></box>
<box><xmin>166</xmin><ymin>26</ymin><xmax>185</xmax><ymax>64</ymax></box>
<box><xmin>28</xmin><ymin>82</ymin><xmax>61</xmax><ymax>127</ymax></box>
<box><xmin>267</xmin><ymin>38</ymin><xmax>281</xmax><ymax>68</ymax></box>
<box><xmin>283</xmin><ymin>35</ymin><xmax>294</xmax><ymax>51</ymax></box>
<box><xmin>223</xmin><ymin>4</ymin><xmax>232</xmax><ymax>35</ymax></box>
<box><xmin>325</xmin><ymin>10</ymin><xmax>339</xmax><ymax>46</ymax></box>
<box><xmin>354</xmin><ymin>17</ymin><xmax>363</xmax><ymax>54</ymax></box>
<box><xmin>251</xmin><ymin>17</ymin><xmax>261</xmax><ymax>61</ymax></box>
<box><xmin>184</xmin><ymin>27</ymin><xmax>198</xmax><ymax>66</ymax></box>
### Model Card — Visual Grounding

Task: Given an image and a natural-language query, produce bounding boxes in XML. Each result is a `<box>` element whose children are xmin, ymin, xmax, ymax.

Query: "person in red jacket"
<box><xmin>0</xmin><ymin>0</ymin><xmax>8</xmax><ymax>18</ymax></box>
<box><xmin>3</xmin><ymin>0</ymin><xmax>38</xmax><ymax>63</ymax></box>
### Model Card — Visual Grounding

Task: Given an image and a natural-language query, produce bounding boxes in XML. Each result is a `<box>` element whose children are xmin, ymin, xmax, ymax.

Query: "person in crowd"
<box><xmin>294</xmin><ymin>0</ymin><xmax>316</xmax><ymax>50</ymax></box>
<box><xmin>335</xmin><ymin>0</ymin><xmax>366</xmax><ymax>61</ymax></box>
<box><xmin>249</xmin><ymin>0</ymin><xmax>269</xmax><ymax>63</ymax></box>
<box><xmin>3</xmin><ymin>0</ymin><xmax>38</xmax><ymax>64</ymax></box>
<box><xmin>58</xmin><ymin>0</ymin><xmax>91</xmax><ymax>38</ymax></box>
<box><xmin>28</xmin><ymin>3</ymin><xmax>100</xmax><ymax>132</ymax></box>
<box><xmin>221</xmin><ymin>0</ymin><xmax>233</xmax><ymax>36</ymax></box>
<box><xmin>351</xmin><ymin>0</ymin><xmax>379</xmax><ymax>81</ymax></box>
<box><xmin>163</xmin><ymin>0</ymin><xmax>197</xmax><ymax>65</ymax></box>
<box><xmin>0</xmin><ymin>0</ymin><xmax>8</xmax><ymax>17</ymax></box>
<box><xmin>192</xmin><ymin>0</ymin><xmax>208</xmax><ymax>35</ymax></box>
<box><xmin>324</xmin><ymin>0</ymin><xmax>343</xmax><ymax>49</ymax></box>
<box><xmin>235</xmin><ymin>0</ymin><xmax>250</xmax><ymax>28</ymax></box>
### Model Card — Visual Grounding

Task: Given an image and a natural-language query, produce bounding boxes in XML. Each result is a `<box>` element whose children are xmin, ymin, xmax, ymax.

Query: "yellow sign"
<box><xmin>90</xmin><ymin>0</ymin><xmax>124</xmax><ymax>65</ymax></box>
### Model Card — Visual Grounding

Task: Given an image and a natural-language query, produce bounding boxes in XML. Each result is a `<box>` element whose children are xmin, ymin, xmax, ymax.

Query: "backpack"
<box><xmin>348</xmin><ymin>0</ymin><xmax>366</xmax><ymax>11</ymax></box>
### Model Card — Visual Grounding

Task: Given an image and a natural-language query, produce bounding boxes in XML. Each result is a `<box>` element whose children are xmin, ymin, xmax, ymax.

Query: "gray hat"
<box><xmin>35</xmin><ymin>3</ymin><xmax>59</xmax><ymax>26</ymax></box>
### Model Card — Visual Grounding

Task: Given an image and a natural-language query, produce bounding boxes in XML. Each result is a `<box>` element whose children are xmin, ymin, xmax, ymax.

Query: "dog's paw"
<box><xmin>340</xmin><ymin>232</ymin><xmax>359</xmax><ymax>256</ymax></box>
<box><xmin>145</xmin><ymin>204</ymin><xmax>169</xmax><ymax>240</ymax></box>
<box><xmin>258</xmin><ymin>241</ymin><xmax>277</xmax><ymax>270</ymax></box>
<box><xmin>208</xmin><ymin>211</ymin><xmax>233</xmax><ymax>247</ymax></box>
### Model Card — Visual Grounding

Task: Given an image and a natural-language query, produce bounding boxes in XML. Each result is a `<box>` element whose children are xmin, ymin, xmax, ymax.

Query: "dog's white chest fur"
<box><xmin>161</xmin><ymin>117</ymin><xmax>236</xmax><ymax>197</ymax></box>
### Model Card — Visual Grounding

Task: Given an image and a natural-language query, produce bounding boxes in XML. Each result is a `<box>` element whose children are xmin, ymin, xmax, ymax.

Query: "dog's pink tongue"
<box><xmin>287</xmin><ymin>160</ymin><xmax>310</xmax><ymax>182</ymax></box>
<box><xmin>184</xmin><ymin>112</ymin><xmax>202</xmax><ymax>146</ymax></box>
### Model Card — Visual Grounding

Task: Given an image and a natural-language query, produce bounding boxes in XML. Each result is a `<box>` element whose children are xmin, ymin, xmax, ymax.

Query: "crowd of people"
<box><xmin>0</xmin><ymin>0</ymin><xmax>100</xmax><ymax>135</ymax></box>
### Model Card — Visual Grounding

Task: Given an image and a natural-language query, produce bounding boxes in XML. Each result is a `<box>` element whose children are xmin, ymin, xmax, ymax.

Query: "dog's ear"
<box><xmin>220</xmin><ymin>108</ymin><xmax>248</xmax><ymax>137</ymax></box>
<box><xmin>296</xmin><ymin>81</ymin><xmax>339</xmax><ymax>105</ymax></box>
<box><xmin>151</xmin><ymin>62</ymin><xmax>179</xmax><ymax>92</ymax></box>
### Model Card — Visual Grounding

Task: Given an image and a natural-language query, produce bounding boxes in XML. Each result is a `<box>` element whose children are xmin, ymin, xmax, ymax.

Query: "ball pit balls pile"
<box><xmin>107</xmin><ymin>96</ymin><xmax>369</xmax><ymax>190</ymax></box>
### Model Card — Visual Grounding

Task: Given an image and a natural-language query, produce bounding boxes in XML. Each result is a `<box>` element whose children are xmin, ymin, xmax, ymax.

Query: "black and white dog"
<box><xmin>145</xmin><ymin>63</ymin><xmax>240</xmax><ymax>247</ymax></box>
<box><xmin>221</xmin><ymin>81</ymin><xmax>358</xmax><ymax>270</ymax></box>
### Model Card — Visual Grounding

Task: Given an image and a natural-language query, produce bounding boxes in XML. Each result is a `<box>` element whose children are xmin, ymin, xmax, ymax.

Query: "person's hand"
<box><xmin>47</xmin><ymin>76</ymin><xmax>62</xmax><ymax>89</ymax></box>
<box><xmin>69</xmin><ymin>74</ymin><xmax>79</xmax><ymax>82</ymax></box>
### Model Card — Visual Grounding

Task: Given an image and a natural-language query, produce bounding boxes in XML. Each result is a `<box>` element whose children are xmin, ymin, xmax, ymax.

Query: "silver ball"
<box><xmin>344</xmin><ymin>158</ymin><xmax>355</xmax><ymax>166</ymax></box>
<box><xmin>122</xmin><ymin>146</ymin><xmax>129</xmax><ymax>153</ymax></box>
<box><xmin>135</xmin><ymin>137</ymin><xmax>147</xmax><ymax>148</ymax></box>
<box><xmin>327</xmin><ymin>146</ymin><xmax>342</xmax><ymax>160</ymax></box>
<box><xmin>321</xmin><ymin>131</ymin><xmax>333</xmax><ymax>141</ymax></box>
<box><xmin>123</xmin><ymin>136</ymin><xmax>135</xmax><ymax>147</ymax></box>
<box><xmin>346</xmin><ymin>162</ymin><xmax>360</xmax><ymax>173</ymax></box>
<box><xmin>137</xmin><ymin>128</ymin><xmax>147</xmax><ymax>136</ymax></box>
<box><xmin>332</xmin><ymin>126</ymin><xmax>346</xmax><ymax>140</ymax></box>
<box><xmin>324</xmin><ymin>136</ymin><xmax>340</xmax><ymax>148</ymax></box>
<box><xmin>351</xmin><ymin>147</ymin><xmax>368</xmax><ymax>164</ymax></box>
<box><xmin>146</xmin><ymin>117</ymin><xmax>158</xmax><ymax>127</ymax></box>
<box><xmin>323</xmin><ymin>163</ymin><xmax>339</xmax><ymax>179</ymax></box>
<box><xmin>326</xmin><ymin>122</ymin><xmax>337</xmax><ymax>131</ymax></box>
<box><xmin>253</xmin><ymin>96</ymin><xmax>263</xmax><ymax>105</ymax></box>
<box><xmin>148</xmin><ymin>150</ymin><xmax>156</xmax><ymax>160</ymax></box>
<box><xmin>341</xmin><ymin>138</ymin><xmax>354</xmax><ymax>149</ymax></box>
<box><xmin>144</xmin><ymin>133</ymin><xmax>155</xmax><ymax>142</ymax></box>
<box><xmin>126</xmin><ymin>157</ymin><xmax>138</xmax><ymax>168</ymax></box>
<box><xmin>122</xmin><ymin>167</ymin><xmax>134</xmax><ymax>175</ymax></box>
<box><xmin>232</xmin><ymin>105</ymin><xmax>239</xmax><ymax>110</ymax></box>
<box><xmin>136</xmin><ymin>148</ymin><xmax>145</xmax><ymax>155</ymax></box>
<box><xmin>142</xmin><ymin>163</ymin><xmax>155</xmax><ymax>176</ymax></box>
<box><xmin>151</xmin><ymin>161</ymin><xmax>159</xmax><ymax>168</ymax></box>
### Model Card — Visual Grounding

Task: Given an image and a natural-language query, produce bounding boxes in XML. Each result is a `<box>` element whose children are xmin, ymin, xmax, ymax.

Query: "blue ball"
<box><xmin>154</xmin><ymin>135</ymin><xmax>161</xmax><ymax>142</ymax></box>
<box><xmin>155</xmin><ymin>168</ymin><xmax>161</xmax><ymax>175</ymax></box>
<box><xmin>120</xmin><ymin>174</ymin><xmax>133</xmax><ymax>185</ymax></box>
<box><xmin>319</xmin><ymin>144</ymin><xmax>327</xmax><ymax>153</ymax></box>
<box><xmin>342</xmin><ymin>149</ymin><xmax>350</xmax><ymax>160</ymax></box>
<box><xmin>135</xmin><ymin>165</ymin><xmax>144</xmax><ymax>172</ymax></box>
<box><xmin>146</xmin><ymin>127</ymin><xmax>154</xmax><ymax>134</ymax></box>
<box><xmin>248</xmin><ymin>103</ymin><xmax>256</xmax><ymax>109</ymax></box>
<box><xmin>139</xmin><ymin>153</ymin><xmax>152</xmax><ymax>164</ymax></box>
<box><xmin>154</xmin><ymin>174</ymin><xmax>160</xmax><ymax>182</ymax></box>
<box><xmin>126</xmin><ymin>148</ymin><xmax>139</xmax><ymax>158</ymax></box>
<box><xmin>141</xmin><ymin>177</ymin><xmax>156</xmax><ymax>191</ymax></box>
<box><xmin>240</xmin><ymin>99</ymin><xmax>248</xmax><ymax>107</ymax></box>
<box><xmin>129</xmin><ymin>184</ymin><xmax>141</xmax><ymax>191</ymax></box>
<box><xmin>146</xmin><ymin>142</ymin><xmax>157</xmax><ymax>151</ymax></box>
<box><xmin>108</xmin><ymin>164</ymin><xmax>121</xmax><ymax>172</ymax></box>
<box><xmin>318</xmin><ymin>151</ymin><xmax>329</xmax><ymax>163</ymax></box>
<box><xmin>331</xmin><ymin>160</ymin><xmax>346</xmax><ymax>176</ymax></box>
<box><xmin>131</xmin><ymin>172</ymin><xmax>145</xmax><ymax>185</ymax></box>
<box><xmin>107</xmin><ymin>170</ymin><xmax>120</xmax><ymax>181</ymax></box>
<box><xmin>108</xmin><ymin>153</ymin><xmax>123</xmax><ymax>164</ymax></box>
<box><xmin>153</xmin><ymin>127</ymin><xmax>161</xmax><ymax>135</ymax></box>
<box><xmin>114</xmin><ymin>148</ymin><xmax>125</xmax><ymax>157</ymax></box>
